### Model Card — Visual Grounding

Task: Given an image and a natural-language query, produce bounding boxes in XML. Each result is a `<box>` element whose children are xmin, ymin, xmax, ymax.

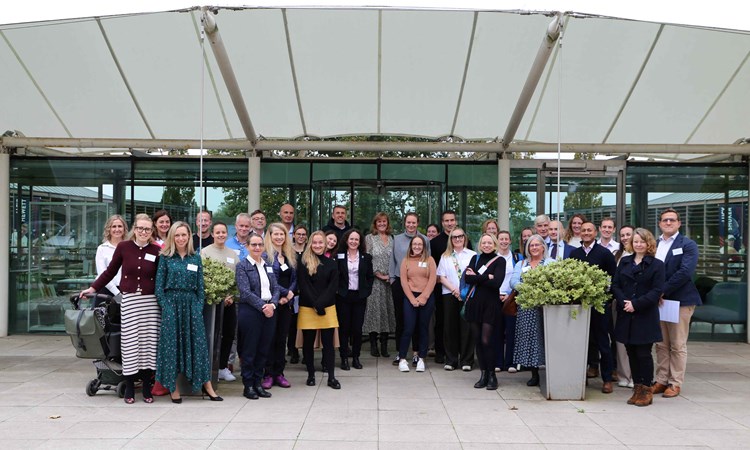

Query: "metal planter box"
<box><xmin>541</xmin><ymin>305</ymin><xmax>591</xmax><ymax>400</ymax></box>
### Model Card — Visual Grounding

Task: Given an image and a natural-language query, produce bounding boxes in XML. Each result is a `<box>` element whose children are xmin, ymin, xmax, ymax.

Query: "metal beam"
<box><xmin>202</xmin><ymin>9</ymin><xmax>258</xmax><ymax>147</ymax></box>
<box><xmin>502</xmin><ymin>12</ymin><xmax>562</xmax><ymax>149</ymax></box>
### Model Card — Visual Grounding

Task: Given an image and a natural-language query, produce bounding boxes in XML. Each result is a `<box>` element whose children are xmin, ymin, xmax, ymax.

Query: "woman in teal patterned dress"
<box><xmin>155</xmin><ymin>221</ymin><xmax>222</xmax><ymax>403</ymax></box>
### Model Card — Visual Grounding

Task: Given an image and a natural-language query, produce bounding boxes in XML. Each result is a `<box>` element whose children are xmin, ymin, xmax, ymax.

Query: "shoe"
<box><xmin>290</xmin><ymin>352</ymin><xmax>300</xmax><ymax>364</ymax></box>
<box><xmin>416</xmin><ymin>358</ymin><xmax>425</xmax><ymax>372</ymax></box>
<box><xmin>618</xmin><ymin>379</ymin><xmax>630</xmax><ymax>388</ymax></box>
<box><xmin>218</xmin><ymin>368</ymin><xmax>236</xmax><ymax>382</ymax></box>
<box><xmin>243</xmin><ymin>386</ymin><xmax>259</xmax><ymax>400</ymax></box>
<box><xmin>434</xmin><ymin>355</ymin><xmax>445</xmax><ymax>364</ymax></box>
<box><xmin>486</xmin><ymin>371</ymin><xmax>498</xmax><ymax>390</ymax></box>
<box><xmin>392</xmin><ymin>356</ymin><xmax>400</xmax><ymax>366</ymax></box>
<box><xmin>428</xmin><ymin>349</ymin><xmax>436</xmax><ymax>357</ymax></box>
<box><xmin>253</xmin><ymin>384</ymin><xmax>272</xmax><ymax>398</ymax></box>
<box><xmin>261</xmin><ymin>375</ymin><xmax>273</xmax><ymax>390</ymax></box>
<box><xmin>340</xmin><ymin>357</ymin><xmax>350</xmax><ymax>371</ymax></box>
<box><xmin>306</xmin><ymin>376</ymin><xmax>316</xmax><ymax>386</ymax></box>
<box><xmin>202</xmin><ymin>386</ymin><xmax>224</xmax><ymax>401</ymax></box>
<box><xmin>412</xmin><ymin>355</ymin><xmax>419</xmax><ymax>367</ymax></box>
<box><xmin>663</xmin><ymin>384</ymin><xmax>681</xmax><ymax>398</ymax></box>
<box><xmin>380</xmin><ymin>336</ymin><xmax>390</xmax><ymax>358</ymax></box>
<box><xmin>124</xmin><ymin>397</ymin><xmax>135</xmax><ymax>404</ymax></box>
<box><xmin>142</xmin><ymin>377</ymin><xmax>153</xmax><ymax>404</ymax></box>
<box><xmin>462</xmin><ymin>365</ymin><xmax>472</xmax><ymax>372</ymax></box>
<box><xmin>444</xmin><ymin>364</ymin><xmax>455</xmax><ymax>371</ymax></box>
<box><xmin>369</xmin><ymin>333</ymin><xmax>380</xmax><ymax>357</ymax></box>
<box><xmin>507</xmin><ymin>366</ymin><xmax>518</xmax><ymax>373</ymax></box>
<box><xmin>124</xmin><ymin>377</ymin><xmax>135</xmax><ymax>404</ymax></box>
<box><xmin>474</xmin><ymin>371</ymin><xmax>488</xmax><ymax>389</ymax></box>
<box><xmin>494</xmin><ymin>367</ymin><xmax>502</xmax><ymax>373</ymax></box>
<box><xmin>399</xmin><ymin>359</ymin><xmax>410</xmax><ymax>372</ymax></box>
<box><xmin>627</xmin><ymin>384</ymin><xmax>642</xmax><ymax>405</ymax></box>
<box><xmin>602</xmin><ymin>381</ymin><xmax>613</xmax><ymax>394</ymax></box>
<box><xmin>651</xmin><ymin>383</ymin><xmax>669</xmax><ymax>395</ymax></box>
<box><xmin>635</xmin><ymin>384</ymin><xmax>654</xmax><ymax>406</ymax></box>
<box><xmin>586</xmin><ymin>366</ymin><xmax>599</xmax><ymax>378</ymax></box>
<box><xmin>627</xmin><ymin>381</ymin><xmax>634</xmax><ymax>388</ymax></box>
<box><xmin>327</xmin><ymin>378</ymin><xmax>341</xmax><ymax>389</ymax></box>
<box><xmin>352</xmin><ymin>357</ymin><xmax>363</xmax><ymax>370</ymax></box>
<box><xmin>170</xmin><ymin>392</ymin><xmax>182</xmax><ymax>404</ymax></box>
<box><xmin>527</xmin><ymin>368</ymin><xmax>540</xmax><ymax>386</ymax></box>
<box><xmin>274</xmin><ymin>374</ymin><xmax>291</xmax><ymax>388</ymax></box>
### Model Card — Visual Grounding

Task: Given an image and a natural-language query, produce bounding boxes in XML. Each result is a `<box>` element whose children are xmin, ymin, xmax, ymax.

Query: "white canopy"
<box><xmin>1</xmin><ymin>6</ymin><xmax>749</xmax><ymax>160</ymax></box>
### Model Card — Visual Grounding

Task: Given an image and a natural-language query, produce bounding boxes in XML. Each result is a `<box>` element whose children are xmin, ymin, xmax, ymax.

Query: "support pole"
<box><xmin>0</xmin><ymin>150</ymin><xmax>9</xmax><ymax>336</ymax></box>
<box><xmin>248</xmin><ymin>155</ymin><xmax>261</xmax><ymax>212</ymax></box>
<box><xmin>498</xmin><ymin>157</ymin><xmax>510</xmax><ymax>231</ymax></box>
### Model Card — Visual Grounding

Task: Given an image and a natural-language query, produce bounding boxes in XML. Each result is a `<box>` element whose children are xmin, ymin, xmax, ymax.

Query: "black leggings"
<box><xmin>471</xmin><ymin>322</ymin><xmax>495</xmax><ymax>372</ymax></box>
<box><xmin>626</xmin><ymin>343</ymin><xmax>654</xmax><ymax>386</ymax></box>
<box><xmin>219</xmin><ymin>303</ymin><xmax>237</xmax><ymax>370</ymax></box>
<box><xmin>302</xmin><ymin>328</ymin><xmax>335</xmax><ymax>379</ymax></box>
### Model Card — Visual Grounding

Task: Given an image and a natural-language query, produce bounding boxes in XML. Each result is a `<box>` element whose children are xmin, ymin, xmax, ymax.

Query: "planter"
<box><xmin>541</xmin><ymin>304</ymin><xmax>591</xmax><ymax>400</ymax></box>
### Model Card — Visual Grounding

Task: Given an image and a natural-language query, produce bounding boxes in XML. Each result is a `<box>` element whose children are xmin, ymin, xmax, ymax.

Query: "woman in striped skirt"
<box><xmin>81</xmin><ymin>213</ymin><xmax>162</xmax><ymax>404</ymax></box>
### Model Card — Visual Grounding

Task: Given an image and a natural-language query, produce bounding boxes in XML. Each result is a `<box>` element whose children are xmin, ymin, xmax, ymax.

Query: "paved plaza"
<box><xmin>1</xmin><ymin>335</ymin><xmax>749</xmax><ymax>449</ymax></box>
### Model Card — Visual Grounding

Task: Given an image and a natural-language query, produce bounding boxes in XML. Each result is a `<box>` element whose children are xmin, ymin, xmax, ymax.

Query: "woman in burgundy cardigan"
<box><xmin>81</xmin><ymin>213</ymin><xmax>162</xmax><ymax>404</ymax></box>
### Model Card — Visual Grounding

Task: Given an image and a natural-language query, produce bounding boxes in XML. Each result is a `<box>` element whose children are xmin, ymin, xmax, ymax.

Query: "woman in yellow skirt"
<box><xmin>297</xmin><ymin>230</ymin><xmax>341</xmax><ymax>389</ymax></box>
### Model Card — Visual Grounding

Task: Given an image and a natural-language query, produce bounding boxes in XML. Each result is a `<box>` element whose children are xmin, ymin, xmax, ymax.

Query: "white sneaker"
<box><xmin>462</xmin><ymin>365</ymin><xmax>472</xmax><ymax>372</ymax></box>
<box><xmin>444</xmin><ymin>365</ymin><xmax>455</xmax><ymax>371</ymax></box>
<box><xmin>507</xmin><ymin>367</ymin><xmax>518</xmax><ymax>373</ymax></box>
<box><xmin>398</xmin><ymin>359</ymin><xmax>410</xmax><ymax>372</ymax></box>
<box><xmin>218</xmin><ymin>368</ymin><xmax>236</xmax><ymax>381</ymax></box>
<box><xmin>618</xmin><ymin>379</ymin><xmax>629</xmax><ymax>388</ymax></box>
<box><xmin>627</xmin><ymin>381</ymin><xmax>634</xmax><ymax>388</ymax></box>
<box><xmin>416</xmin><ymin>358</ymin><xmax>425</xmax><ymax>372</ymax></box>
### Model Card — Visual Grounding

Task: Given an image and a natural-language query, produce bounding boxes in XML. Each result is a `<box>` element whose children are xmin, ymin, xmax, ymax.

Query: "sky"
<box><xmin>4</xmin><ymin>0</ymin><xmax>749</xmax><ymax>31</ymax></box>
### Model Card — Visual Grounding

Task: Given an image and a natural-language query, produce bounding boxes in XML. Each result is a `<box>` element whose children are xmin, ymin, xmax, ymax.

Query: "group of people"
<box><xmin>83</xmin><ymin>203</ymin><xmax>701</xmax><ymax>407</ymax></box>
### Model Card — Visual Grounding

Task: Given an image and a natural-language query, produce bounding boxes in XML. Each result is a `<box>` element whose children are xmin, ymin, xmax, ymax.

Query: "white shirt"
<box><xmin>95</xmin><ymin>241</ymin><xmax>121</xmax><ymax>296</ymax></box>
<box><xmin>498</xmin><ymin>251</ymin><xmax>514</xmax><ymax>294</ymax></box>
<box><xmin>247</xmin><ymin>256</ymin><xmax>272</xmax><ymax>301</ymax></box>
<box><xmin>656</xmin><ymin>232</ymin><xmax>678</xmax><ymax>262</ymax></box>
<box><xmin>436</xmin><ymin>248</ymin><xmax>476</xmax><ymax>294</ymax></box>
<box><xmin>597</xmin><ymin>238</ymin><xmax>619</xmax><ymax>254</ymax></box>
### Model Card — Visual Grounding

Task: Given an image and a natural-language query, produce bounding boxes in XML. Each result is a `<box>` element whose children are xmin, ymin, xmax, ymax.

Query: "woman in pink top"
<box><xmin>397</xmin><ymin>235</ymin><xmax>437</xmax><ymax>373</ymax></box>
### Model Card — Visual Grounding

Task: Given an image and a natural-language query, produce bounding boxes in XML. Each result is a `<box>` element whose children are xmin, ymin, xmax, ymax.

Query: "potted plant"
<box><xmin>515</xmin><ymin>258</ymin><xmax>611</xmax><ymax>400</ymax></box>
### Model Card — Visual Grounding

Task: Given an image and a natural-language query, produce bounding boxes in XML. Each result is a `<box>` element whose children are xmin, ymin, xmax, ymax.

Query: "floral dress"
<box><xmin>155</xmin><ymin>252</ymin><xmax>210</xmax><ymax>393</ymax></box>
<box><xmin>363</xmin><ymin>234</ymin><xmax>396</xmax><ymax>333</ymax></box>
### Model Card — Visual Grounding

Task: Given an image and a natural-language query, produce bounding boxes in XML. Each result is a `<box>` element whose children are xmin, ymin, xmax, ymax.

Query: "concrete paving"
<box><xmin>1</xmin><ymin>335</ymin><xmax>749</xmax><ymax>449</ymax></box>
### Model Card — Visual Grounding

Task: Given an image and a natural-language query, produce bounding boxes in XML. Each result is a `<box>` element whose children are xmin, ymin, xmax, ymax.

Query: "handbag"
<box><xmin>64</xmin><ymin>308</ymin><xmax>106</xmax><ymax>359</ymax></box>
<box><xmin>502</xmin><ymin>289</ymin><xmax>518</xmax><ymax>316</ymax></box>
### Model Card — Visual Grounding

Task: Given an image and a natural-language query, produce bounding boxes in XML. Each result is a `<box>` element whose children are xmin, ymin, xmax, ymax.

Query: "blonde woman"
<box><xmin>94</xmin><ymin>214</ymin><xmax>129</xmax><ymax>297</ymax></box>
<box><xmin>155</xmin><ymin>222</ymin><xmax>221</xmax><ymax>403</ymax></box>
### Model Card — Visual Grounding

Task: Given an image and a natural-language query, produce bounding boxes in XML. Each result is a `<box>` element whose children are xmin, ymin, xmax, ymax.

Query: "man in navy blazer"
<box><xmin>652</xmin><ymin>208</ymin><xmax>701</xmax><ymax>399</ymax></box>
<box><xmin>549</xmin><ymin>220</ymin><xmax>575</xmax><ymax>259</ymax></box>
<box><xmin>571</xmin><ymin>221</ymin><xmax>617</xmax><ymax>393</ymax></box>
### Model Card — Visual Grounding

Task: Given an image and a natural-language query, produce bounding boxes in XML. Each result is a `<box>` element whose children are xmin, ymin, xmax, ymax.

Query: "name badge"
<box><xmin>187</xmin><ymin>264</ymin><xmax>198</xmax><ymax>272</ymax></box>
<box><xmin>337</xmin><ymin>253</ymin><xmax>345</xmax><ymax>259</ymax></box>
<box><xmin>144</xmin><ymin>253</ymin><xmax>156</xmax><ymax>262</ymax></box>
<box><xmin>280</xmin><ymin>263</ymin><xmax>289</xmax><ymax>271</ymax></box>
<box><xmin>226</xmin><ymin>257</ymin><xmax>235</xmax><ymax>264</ymax></box>
<box><xmin>266</xmin><ymin>266</ymin><xmax>274</xmax><ymax>274</ymax></box>
<box><xmin>672</xmin><ymin>248</ymin><xmax>683</xmax><ymax>256</ymax></box>
<box><xmin>418</xmin><ymin>261</ymin><xmax>427</xmax><ymax>268</ymax></box>
<box><xmin>232</xmin><ymin>249</ymin><xmax>240</xmax><ymax>256</ymax></box>
<box><xmin>477</xmin><ymin>265</ymin><xmax>487</xmax><ymax>275</ymax></box>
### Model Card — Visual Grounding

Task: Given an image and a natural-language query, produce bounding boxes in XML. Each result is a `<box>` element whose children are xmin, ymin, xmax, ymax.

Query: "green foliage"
<box><xmin>202</xmin><ymin>257</ymin><xmax>237</xmax><ymax>305</ymax></box>
<box><xmin>563</xmin><ymin>153</ymin><xmax>602</xmax><ymax>211</ymax></box>
<box><xmin>515</xmin><ymin>258</ymin><xmax>610</xmax><ymax>314</ymax></box>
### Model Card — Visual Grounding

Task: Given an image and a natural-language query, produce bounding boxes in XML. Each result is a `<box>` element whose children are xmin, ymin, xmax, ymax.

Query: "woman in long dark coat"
<box><xmin>611</xmin><ymin>228</ymin><xmax>665</xmax><ymax>407</ymax></box>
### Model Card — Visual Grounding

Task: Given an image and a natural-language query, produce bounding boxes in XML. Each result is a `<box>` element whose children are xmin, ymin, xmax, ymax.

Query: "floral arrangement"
<box><xmin>515</xmin><ymin>258</ymin><xmax>610</xmax><ymax>316</ymax></box>
<box><xmin>202</xmin><ymin>257</ymin><xmax>236</xmax><ymax>305</ymax></box>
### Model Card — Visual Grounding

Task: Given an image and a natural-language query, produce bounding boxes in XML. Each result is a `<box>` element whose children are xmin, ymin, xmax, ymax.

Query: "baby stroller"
<box><xmin>65</xmin><ymin>293</ymin><xmax>125</xmax><ymax>397</ymax></box>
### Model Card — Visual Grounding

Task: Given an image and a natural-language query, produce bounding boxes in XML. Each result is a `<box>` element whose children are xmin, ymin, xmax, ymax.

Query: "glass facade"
<box><xmin>7</xmin><ymin>157</ymin><xmax>748</xmax><ymax>341</ymax></box>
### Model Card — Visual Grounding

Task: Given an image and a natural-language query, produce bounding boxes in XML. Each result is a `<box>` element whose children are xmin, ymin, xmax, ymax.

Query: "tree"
<box><xmin>563</xmin><ymin>153</ymin><xmax>602</xmax><ymax>212</ymax></box>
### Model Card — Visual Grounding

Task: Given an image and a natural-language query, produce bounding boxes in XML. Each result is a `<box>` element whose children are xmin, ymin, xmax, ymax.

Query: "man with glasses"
<box><xmin>652</xmin><ymin>208</ymin><xmax>701</xmax><ymax>399</ymax></box>
<box><xmin>226</xmin><ymin>213</ymin><xmax>253</xmax><ymax>260</ymax></box>
<box><xmin>192</xmin><ymin>210</ymin><xmax>213</xmax><ymax>251</ymax></box>
<box><xmin>250</xmin><ymin>209</ymin><xmax>267</xmax><ymax>238</ymax></box>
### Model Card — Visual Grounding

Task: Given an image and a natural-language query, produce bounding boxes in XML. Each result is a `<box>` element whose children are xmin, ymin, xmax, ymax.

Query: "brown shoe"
<box><xmin>663</xmin><ymin>385</ymin><xmax>681</xmax><ymax>398</ymax></box>
<box><xmin>586</xmin><ymin>367</ymin><xmax>599</xmax><ymax>378</ymax></box>
<box><xmin>611</xmin><ymin>373</ymin><xmax>620</xmax><ymax>382</ymax></box>
<box><xmin>627</xmin><ymin>384</ymin><xmax>641</xmax><ymax>405</ymax></box>
<box><xmin>634</xmin><ymin>385</ymin><xmax>653</xmax><ymax>407</ymax></box>
<box><xmin>602</xmin><ymin>381</ymin><xmax>613</xmax><ymax>394</ymax></box>
<box><xmin>651</xmin><ymin>383</ymin><xmax>668</xmax><ymax>394</ymax></box>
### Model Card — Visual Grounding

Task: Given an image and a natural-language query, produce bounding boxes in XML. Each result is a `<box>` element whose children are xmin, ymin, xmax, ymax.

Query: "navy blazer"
<box><xmin>612</xmin><ymin>255</ymin><xmax>665</xmax><ymax>345</ymax></box>
<box><xmin>236</xmin><ymin>258</ymin><xmax>281</xmax><ymax>312</ymax></box>
<box><xmin>660</xmin><ymin>233</ymin><xmax>702</xmax><ymax>306</ymax></box>
<box><xmin>549</xmin><ymin>241</ymin><xmax>576</xmax><ymax>260</ymax></box>
<box><xmin>336</xmin><ymin>252</ymin><xmax>375</xmax><ymax>300</ymax></box>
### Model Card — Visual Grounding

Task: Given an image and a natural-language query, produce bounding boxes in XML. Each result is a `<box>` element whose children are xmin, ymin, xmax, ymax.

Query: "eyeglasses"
<box><xmin>451</xmin><ymin>235</ymin><xmax>465</xmax><ymax>240</ymax></box>
<box><xmin>248</xmin><ymin>243</ymin><xmax>263</xmax><ymax>247</ymax></box>
<box><xmin>294</xmin><ymin>232</ymin><xmax>307</xmax><ymax>236</ymax></box>
<box><xmin>134</xmin><ymin>227</ymin><xmax>152</xmax><ymax>233</ymax></box>
<box><xmin>661</xmin><ymin>218</ymin><xmax>678</xmax><ymax>223</ymax></box>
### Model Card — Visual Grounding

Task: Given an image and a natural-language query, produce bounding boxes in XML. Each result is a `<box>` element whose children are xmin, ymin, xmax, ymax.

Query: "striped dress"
<box><xmin>121</xmin><ymin>292</ymin><xmax>161</xmax><ymax>375</ymax></box>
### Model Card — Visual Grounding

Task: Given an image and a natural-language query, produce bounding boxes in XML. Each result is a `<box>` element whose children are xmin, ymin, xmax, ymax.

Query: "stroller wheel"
<box><xmin>116</xmin><ymin>381</ymin><xmax>126</xmax><ymax>398</ymax></box>
<box><xmin>86</xmin><ymin>379</ymin><xmax>99</xmax><ymax>397</ymax></box>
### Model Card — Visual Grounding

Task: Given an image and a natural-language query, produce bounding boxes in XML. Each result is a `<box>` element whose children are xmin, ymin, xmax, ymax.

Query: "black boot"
<box><xmin>474</xmin><ymin>370</ymin><xmax>488</xmax><ymax>389</ymax></box>
<box><xmin>123</xmin><ymin>375</ymin><xmax>136</xmax><ymax>404</ymax></box>
<box><xmin>141</xmin><ymin>369</ymin><xmax>154</xmax><ymax>403</ymax></box>
<box><xmin>352</xmin><ymin>357</ymin><xmax>363</xmax><ymax>369</ymax></box>
<box><xmin>369</xmin><ymin>332</ymin><xmax>380</xmax><ymax>357</ymax></box>
<box><xmin>380</xmin><ymin>333</ymin><xmax>390</xmax><ymax>358</ymax></box>
<box><xmin>340</xmin><ymin>357</ymin><xmax>350</xmax><ymax>371</ymax></box>
<box><xmin>527</xmin><ymin>368</ymin><xmax>540</xmax><ymax>386</ymax></box>
<box><xmin>486</xmin><ymin>371</ymin><xmax>498</xmax><ymax>390</ymax></box>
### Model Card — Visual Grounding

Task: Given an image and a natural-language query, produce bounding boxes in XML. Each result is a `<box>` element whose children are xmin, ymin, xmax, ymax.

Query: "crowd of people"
<box><xmin>81</xmin><ymin>204</ymin><xmax>701</xmax><ymax>408</ymax></box>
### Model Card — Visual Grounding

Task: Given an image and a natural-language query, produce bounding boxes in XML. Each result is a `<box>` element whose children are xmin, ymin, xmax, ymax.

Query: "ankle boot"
<box><xmin>369</xmin><ymin>332</ymin><xmax>380</xmax><ymax>357</ymax></box>
<box><xmin>634</xmin><ymin>384</ymin><xmax>653</xmax><ymax>407</ymax></box>
<box><xmin>141</xmin><ymin>370</ymin><xmax>154</xmax><ymax>401</ymax></box>
<box><xmin>474</xmin><ymin>370</ymin><xmax>488</xmax><ymax>389</ymax></box>
<box><xmin>627</xmin><ymin>384</ymin><xmax>641</xmax><ymax>405</ymax></box>
<box><xmin>380</xmin><ymin>333</ymin><xmax>390</xmax><ymax>357</ymax></box>
<box><xmin>486</xmin><ymin>371</ymin><xmax>498</xmax><ymax>390</ymax></box>
<box><xmin>527</xmin><ymin>368</ymin><xmax>540</xmax><ymax>386</ymax></box>
<box><xmin>123</xmin><ymin>375</ymin><xmax>136</xmax><ymax>403</ymax></box>
<box><xmin>340</xmin><ymin>357</ymin><xmax>350</xmax><ymax>371</ymax></box>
